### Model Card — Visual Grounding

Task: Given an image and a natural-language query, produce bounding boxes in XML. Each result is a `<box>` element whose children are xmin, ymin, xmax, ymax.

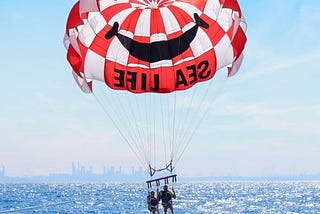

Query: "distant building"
<box><xmin>0</xmin><ymin>163</ymin><xmax>147</xmax><ymax>182</ymax></box>
<box><xmin>0</xmin><ymin>166</ymin><xmax>5</xmax><ymax>177</ymax></box>
<box><xmin>103</xmin><ymin>166</ymin><xmax>107</xmax><ymax>176</ymax></box>
<box><xmin>72</xmin><ymin>162</ymin><xmax>77</xmax><ymax>175</ymax></box>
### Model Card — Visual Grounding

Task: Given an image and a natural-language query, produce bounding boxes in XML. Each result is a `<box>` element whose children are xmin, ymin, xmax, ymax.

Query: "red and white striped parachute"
<box><xmin>64</xmin><ymin>0</ymin><xmax>247</xmax><ymax>179</ymax></box>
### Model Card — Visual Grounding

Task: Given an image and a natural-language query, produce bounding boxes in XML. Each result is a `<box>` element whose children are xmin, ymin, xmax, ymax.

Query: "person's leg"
<box><xmin>168</xmin><ymin>204</ymin><xmax>174</xmax><ymax>214</ymax></box>
<box><xmin>163</xmin><ymin>205</ymin><xmax>168</xmax><ymax>214</ymax></box>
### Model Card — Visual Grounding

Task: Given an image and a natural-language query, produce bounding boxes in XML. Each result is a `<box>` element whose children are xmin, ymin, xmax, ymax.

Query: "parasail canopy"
<box><xmin>64</xmin><ymin>0</ymin><xmax>247</xmax><ymax>178</ymax></box>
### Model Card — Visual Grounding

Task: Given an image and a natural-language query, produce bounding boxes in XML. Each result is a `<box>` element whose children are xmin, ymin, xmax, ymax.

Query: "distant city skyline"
<box><xmin>0</xmin><ymin>162</ymin><xmax>147</xmax><ymax>182</ymax></box>
<box><xmin>0</xmin><ymin>166</ymin><xmax>5</xmax><ymax>177</ymax></box>
<box><xmin>1</xmin><ymin>162</ymin><xmax>320</xmax><ymax>183</ymax></box>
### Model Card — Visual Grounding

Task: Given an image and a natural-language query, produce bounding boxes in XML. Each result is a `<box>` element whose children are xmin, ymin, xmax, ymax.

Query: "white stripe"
<box><xmin>119</xmin><ymin>29</ymin><xmax>134</xmax><ymax>39</ymax></box>
<box><xmin>69</xmin><ymin>34</ymin><xmax>82</xmax><ymax>56</ymax></box>
<box><xmin>134</xmin><ymin>0</ymin><xmax>148</xmax><ymax>6</ymax></box>
<box><xmin>189</xmin><ymin>28</ymin><xmax>213</xmax><ymax>58</ymax></box>
<box><xmin>204</xmin><ymin>0</ymin><xmax>221</xmax><ymax>21</ymax></box>
<box><xmin>174</xmin><ymin>57</ymin><xmax>195</xmax><ymax>66</ymax></box>
<box><xmin>181</xmin><ymin>22</ymin><xmax>195</xmax><ymax>33</ymax></box>
<box><xmin>130</xmin><ymin>0</ymin><xmax>148</xmax><ymax>9</ymax></box>
<box><xmin>240</xmin><ymin>16</ymin><xmax>247</xmax><ymax>33</ymax></box>
<box><xmin>214</xmin><ymin>34</ymin><xmax>234</xmax><ymax>70</ymax></box>
<box><xmin>108</xmin><ymin>7</ymin><xmax>135</xmax><ymax>27</ymax></box>
<box><xmin>150</xmin><ymin>33</ymin><xmax>167</xmax><ymax>43</ymax></box>
<box><xmin>159</xmin><ymin>0</ymin><xmax>175</xmax><ymax>7</ymax></box>
<box><xmin>231</xmin><ymin>13</ymin><xmax>240</xmax><ymax>41</ymax></box>
<box><xmin>233</xmin><ymin>11</ymin><xmax>240</xmax><ymax>19</ymax></box>
<box><xmin>88</xmin><ymin>12</ymin><xmax>107</xmax><ymax>34</ymax></box>
<box><xmin>84</xmin><ymin>49</ymin><xmax>106</xmax><ymax>82</ymax></box>
<box><xmin>99</xmin><ymin>0</ymin><xmax>129</xmax><ymax>11</ymax></box>
<box><xmin>80</xmin><ymin>0</ymin><xmax>99</xmax><ymax>13</ymax></box>
<box><xmin>127</xmin><ymin>63</ymin><xmax>149</xmax><ymax>69</ymax></box>
<box><xmin>228</xmin><ymin>53</ymin><xmax>243</xmax><ymax>77</ymax></box>
<box><xmin>63</xmin><ymin>34</ymin><xmax>70</xmax><ymax>49</ymax></box>
<box><xmin>106</xmin><ymin>38</ymin><xmax>130</xmax><ymax>66</ymax></box>
<box><xmin>72</xmin><ymin>71</ymin><xmax>92</xmax><ymax>94</ymax></box>
<box><xmin>78</xmin><ymin>22</ymin><xmax>96</xmax><ymax>48</ymax></box>
<box><xmin>135</xmin><ymin>9</ymin><xmax>151</xmax><ymax>36</ymax></box>
<box><xmin>217</xmin><ymin>8</ymin><xmax>233</xmax><ymax>32</ymax></box>
<box><xmin>130</xmin><ymin>3</ymin><xmax>147</xmax><ymax>9</ymax></box>
<box><xmin>160</xmin><ymin>7</ymin><xmax>181</xmax><ymax>34</ymax></box>
<box><xmin>77</xmin><ymin>24</ymin><xmax>84</xmax><ymax>34</ymax></box>
<box><xmin>65</xmin><ymin>30</ymin><xmax>81</xmax><ymax>56</ymax></box>
<box><xmin>150</xmin><ymin>60</ymin><xmax>173</xmax><ymax>68</ymax></box>
<box><xmin>68</xmin><ymin>27</ymin><xmax>79</xmax><ymax>37</ymax></box>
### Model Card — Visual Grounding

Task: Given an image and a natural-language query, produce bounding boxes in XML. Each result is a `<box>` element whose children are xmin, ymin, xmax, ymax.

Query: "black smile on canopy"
<box><xmin>105</xmin><ymin>13</ymin><xmax>209</xmax><ymax>63</ymax></box>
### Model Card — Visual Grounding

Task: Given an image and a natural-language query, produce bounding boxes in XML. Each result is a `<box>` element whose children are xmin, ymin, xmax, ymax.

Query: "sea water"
<box><xmin>1</xmin><ymin>182</ymin><xmax>320</xmax><ymax>213</ymax></box>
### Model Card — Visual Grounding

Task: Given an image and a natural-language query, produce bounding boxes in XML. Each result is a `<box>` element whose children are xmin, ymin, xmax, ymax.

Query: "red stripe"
<box><xmin>231</xmin><ymin>27</ymin><xmax>246</xmax><ymax>59</ymax></box>
<box><xmin>150</xmin><ymin>9</ymin><xmax>165</xmax><ymax>35</ymax></box>
<box><xmin>88</xmin><ymin>27</ymin><xmax>112</xmax><ymax>58</ymax></box>
<box><xmin>66</xmin><ymin>2</ymin><xmax>83</xmax><ymax>34</ymax></box>
<box><xmin>67</xmin><ymin>38</ymin><xmax>88</xmax><ymax>75</ymax></box>
<box><xmin>225</xmin><ymin>18</ymin><xmax>247</xmax><ymax>60</ymax></box>
<box><xmin>222</xmin><ymin>0</ymin><xmax>242</xmax><ymax>17</ymax></box>
<box><xmin>167</xmin><ymin>5</ymin><xmax>193</xmax><ymax>30</ymax></box>
<box><xmin>67</xmin><ymin>45</ymin><xmax>83</xmax><ymax>75</ymax></box>
<box><xmin>127</xmin><ymin>53</ymin><xmax>150</xmax><ymax>68</ymax></box>
<box><xmin>166</xmin><ymin>31</ymin><xmax>182</xmax><ymax>40</ymax></box>
<box><xmin>101</xmin><ymin>3</ymin><xmax>132</xmax><ymax>22</ymax></box>
<box><xmin>171</xmin><ymin>48</ymin><xmax>194</xmax><ymax>65</ymax></box>
<box><xmin>95</xmin><ymin>2</ymin><xmax>133</xmax><ymax>62</ymax></box>
<box><xmin>121</xmin><ymin>9</ymin><xmax>143</xmax><ymax>34</ymax></box>
<box><xmin>202</xmin><ymin>14</ymin><xmax>226</xmax><ymax>46</ymax></box>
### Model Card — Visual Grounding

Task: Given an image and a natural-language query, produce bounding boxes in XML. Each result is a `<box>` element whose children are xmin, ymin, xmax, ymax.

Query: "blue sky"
<box><xmin>0</xmin><ymin>0</ymin><xmax>319</xmax><ymax>177</ymax></box>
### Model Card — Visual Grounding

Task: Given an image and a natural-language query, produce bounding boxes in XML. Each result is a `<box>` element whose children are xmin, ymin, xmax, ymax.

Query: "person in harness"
<box><xmin>147</xmin><ymin>191</ymin><xmax>159</xmax><ymax>214</ymax></box>
<box><xmin>158</xmin><ymin>184</ymin><xmax>176</xmax><ymax>214</ymax></box>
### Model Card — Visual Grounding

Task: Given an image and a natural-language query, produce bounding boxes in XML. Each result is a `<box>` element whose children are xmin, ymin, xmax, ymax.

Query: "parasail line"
<box><xmin>92</xmin><ymin>91</ymin><xmax>149</xmax><ymax>173</ymax></box>
<box><xmin>117</xmin><ymin>91</ymin><xmax>151</xmax><ymax>165</ymax></box>
<box><xmin>170</xmin><ymin>92</ymin><xmax>177</xmax><ymax>162</ymax></box>
<box><xmin>173</xmin><ymin>4</ymin><xmax>244</xmax><ymax>165</ymax></box>
<box><xmin>97</xmin><ymin>89</ymin><xmax>148</xmax><ymax>163</ymax></box>
<box><xmin>120</xmin><ymin>92</ymin><xmax>150</xmax><ymax>163</ymax></box>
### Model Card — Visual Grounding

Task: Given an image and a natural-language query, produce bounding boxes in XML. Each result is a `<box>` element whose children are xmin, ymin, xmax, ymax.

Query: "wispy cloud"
<box><xmin>212</xmin><ymin>94</ymin><xmax>320</xmax><ymax>136</ymax></box>
<box><xmin>0</xmin><ymin>118</ymin><xmax>14</xmax><ymax>130</ymax></box>
<box><xmin>239</xmin><ymin>51</ymin><xmax>320</xmax><ymax>81</ymax></box>
<box><xmin>238</xmin><ymin>1</ymin><xmax>320</xmax><ymax>81</ymax></box>
<box><xmin>298</xmin><ymin>2</ymin><xmax>320</xmax><ymax>43</ymax></box>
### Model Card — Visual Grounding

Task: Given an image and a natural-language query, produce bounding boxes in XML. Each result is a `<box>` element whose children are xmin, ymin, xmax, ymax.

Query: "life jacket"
<box><xmin>150</xmin><ymin>197</ymin><xmax>158</xmax><ymax>206</ymax></box>
<box><xmin>160</xmin><ymin>191</ymin><xmax>172</xmax><ymax>204</ymax></box>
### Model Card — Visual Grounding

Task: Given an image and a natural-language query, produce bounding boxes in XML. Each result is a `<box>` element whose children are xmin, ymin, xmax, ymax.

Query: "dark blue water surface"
<box><xmin>1</xmin><ymin>182</ymin><xmax>320</xmax><ymax>213</ymax></box>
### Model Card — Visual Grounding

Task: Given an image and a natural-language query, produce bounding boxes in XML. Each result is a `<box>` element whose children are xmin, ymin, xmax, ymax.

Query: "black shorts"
<box><xmin>149</xmin><ymin>205</ymin><xmax>157</xmax><ymax>211</ymax></box>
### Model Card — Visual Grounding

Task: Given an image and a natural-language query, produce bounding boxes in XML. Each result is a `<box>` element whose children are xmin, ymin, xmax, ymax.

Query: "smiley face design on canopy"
<box><xmin>105</xmin><ymin>12</ymin><xmax>209</xmax><ymax>63</ymax></box>
<box><xmin>64</xmin><ymin>0</ymin><xmax>247</xmax><ymax>94</ymax></box>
